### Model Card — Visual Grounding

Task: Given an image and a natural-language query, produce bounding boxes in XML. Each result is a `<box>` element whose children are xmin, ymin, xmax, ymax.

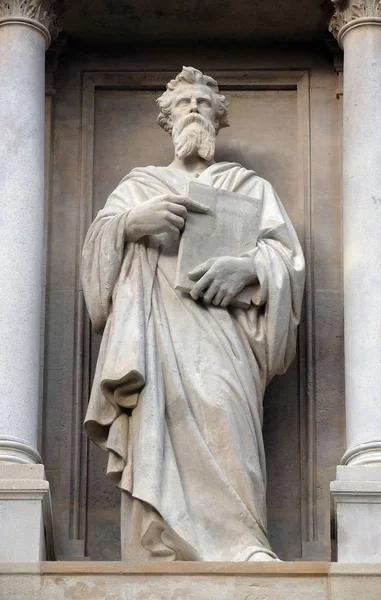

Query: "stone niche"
<box><xmin>42</xmin><ymin>41</ymin><xmax>344</xmax><ymax>561</ymax></box>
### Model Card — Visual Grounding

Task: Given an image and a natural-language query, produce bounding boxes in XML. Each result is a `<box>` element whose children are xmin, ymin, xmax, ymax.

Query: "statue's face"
<box><xmin>169</xmin><ymin>82</ymin><xmax>218</xmax><ymax>161</ymax></box>
<box><xmin>170</xmin><ymin>83</ymin><xmax>216</xmax><ymax>129</ymax></box>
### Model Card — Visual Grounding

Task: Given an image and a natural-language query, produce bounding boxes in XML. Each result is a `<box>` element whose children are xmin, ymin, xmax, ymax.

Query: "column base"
<box><xmin>331</xmin><ymin>465</ymin><xmax>381</xmax><ymax>562</ymax></box>
<box><xmin>0</xmin><ymin>464</ymin><xmax>54</xmax><ymax>561</ymax></box>
<box><xmin>0</xmin><ymin>436</ymin><xmax>42</xmax><ymax>464</ymax></box>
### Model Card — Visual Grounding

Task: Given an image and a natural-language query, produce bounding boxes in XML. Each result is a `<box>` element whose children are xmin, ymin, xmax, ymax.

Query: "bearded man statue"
<box><xmin>82</xmin><ymin>66</ymin><xmax>305</xmax><ymax>562</ymax></box>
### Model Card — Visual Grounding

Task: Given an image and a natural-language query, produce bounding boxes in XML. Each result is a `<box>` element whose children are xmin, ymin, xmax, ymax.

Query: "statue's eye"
<box><xmin>199</xmin><ymin>99</ymin><xmax>212</xmax><ymax>107</ymax></box>
<box><xmin>177</xmin><ymin>99</ymin><xmax>190</xmax><ymax>107</ymax></box>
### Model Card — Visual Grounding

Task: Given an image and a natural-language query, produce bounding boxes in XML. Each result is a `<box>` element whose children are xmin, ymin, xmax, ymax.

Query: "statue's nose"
<box><xmin>189</xmin><ymin>101</ymin><xmax>199</xmax><ymax>113</ymax></box>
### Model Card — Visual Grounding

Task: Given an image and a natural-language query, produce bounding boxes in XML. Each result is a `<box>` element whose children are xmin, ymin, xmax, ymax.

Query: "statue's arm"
<box><xmin>81</xmin><ymin>182</ymin><xmax>209</xmax><ymax>330</ymax></box>
<box><xmin>81</xmin><ymin>185</ymin><xmax>132</xmax><ymax>332</ymax></box>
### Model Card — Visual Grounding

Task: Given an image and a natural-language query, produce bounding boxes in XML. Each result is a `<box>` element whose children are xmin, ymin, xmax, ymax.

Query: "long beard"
<box><xmin>172</xmin><ymin>114</ymin><xmax>216</xmax><ymax>161</ymax></box>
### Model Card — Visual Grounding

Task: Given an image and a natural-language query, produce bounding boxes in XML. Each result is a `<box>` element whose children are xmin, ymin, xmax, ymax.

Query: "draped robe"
<box><xmin>82</xmin><ymin>162</ymin><xmax>305</xmax><ymax>561</ymax></box>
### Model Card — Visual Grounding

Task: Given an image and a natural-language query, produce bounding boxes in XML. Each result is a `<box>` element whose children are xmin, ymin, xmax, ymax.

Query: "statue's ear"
<box><xmin>218</xmin><ymin>116</ymin><xmax>230</xmax><ymax>131</ymax></box>
<box><xmin>157</xmin><ymin>113</ymin><xmax>173</xmax><ymax>134</ymax></box>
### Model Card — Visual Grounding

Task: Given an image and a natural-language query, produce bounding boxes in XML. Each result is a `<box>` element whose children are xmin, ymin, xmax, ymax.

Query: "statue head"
<box><xmin>157</xmin><ymin>67</ymin><xmax>229</xmax><ymax>161</ymax></box>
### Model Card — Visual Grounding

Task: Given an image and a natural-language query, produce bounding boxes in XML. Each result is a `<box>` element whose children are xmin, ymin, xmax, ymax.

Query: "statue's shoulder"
<box><xmin>114</xmin><ymin>166</ymin><xmax>177</xmax><ymax>199</ymax></box>
<box><xmin>118</xmin><ymin>165</ymin><xmax>162</xmax><ymax>186</ymax></box>
<box><xmin>212</xmin><ymin>161</ymin><xmax>263</xmax><ymax>182</ymax></box>
<box><xmin>226</xmin><ymin>161</ymin><xmax>275</xmax><ymax>182</ymax></box>
<box><xmin>210</xmin><ymin>161</ymin><xmax>272</xmax><ymax>194</ymax></box>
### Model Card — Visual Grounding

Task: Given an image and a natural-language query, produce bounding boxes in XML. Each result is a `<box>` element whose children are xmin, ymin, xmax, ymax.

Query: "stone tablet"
<box><xmin>175</xmin><ymin>181</ymin><xmax>263</xmax><ymax>308</ymax></box>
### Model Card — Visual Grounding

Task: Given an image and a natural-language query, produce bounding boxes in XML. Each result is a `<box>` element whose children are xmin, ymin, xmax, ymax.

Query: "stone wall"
<box><xmin>41</xmin><ymin>41</ymin><xmax>344</xmax><ymax>561</ymax></box>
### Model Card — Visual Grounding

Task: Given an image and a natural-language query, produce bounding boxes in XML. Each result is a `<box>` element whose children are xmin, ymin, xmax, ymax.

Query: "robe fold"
<box><xmin>82</xmin><ymin>162</ymin><xmax>305</xmax><ymax>561</ymax></box>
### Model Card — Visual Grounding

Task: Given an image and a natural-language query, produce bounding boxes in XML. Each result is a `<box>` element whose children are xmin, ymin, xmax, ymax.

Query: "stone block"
<box><xmin>331</xmin><ymin>466</ymin><xmax>381</xmax><ymax>562</ymax></box>
<box><xmin>0</xmin><ymin>464</ymin><xmax>53</xmax><ymax>562</ymax></box>
<box><xmin>330</xmin><ymin>565</ymin><xmax>381</xmax><ymax>600</ymax></box>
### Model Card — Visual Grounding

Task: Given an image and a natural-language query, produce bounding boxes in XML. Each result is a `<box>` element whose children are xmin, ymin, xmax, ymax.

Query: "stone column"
<box><xmin>0</xmin><ymin>0</ymin><xmax>62</xmax><ymax>560</ymax></box>
<box><xmin>329</xmin><ymin>0</ymin><xmax>381</xmax><ymax>562</ymax></box>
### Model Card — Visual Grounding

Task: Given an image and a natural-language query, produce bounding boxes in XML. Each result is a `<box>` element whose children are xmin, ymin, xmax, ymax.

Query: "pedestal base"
<box><xmin>0</xmin><ymin>464</ymin><xmax>54</xmax><ymax>562</ymax></box>
<box><xmin>1</xmin><ymin>562</ymin><xmax>381</xmax><ymax>600</ymax></box>
<box><xmin>331</xmin><ymin>466</ymin><xmax>381</xmax><ymax>562</ymax></box>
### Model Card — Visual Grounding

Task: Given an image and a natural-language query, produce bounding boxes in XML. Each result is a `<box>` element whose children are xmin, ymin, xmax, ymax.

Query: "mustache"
<box><xmin>173</xmin><ymin>113</ymin><xmax>216</xmax><ymax>135</ymax></box>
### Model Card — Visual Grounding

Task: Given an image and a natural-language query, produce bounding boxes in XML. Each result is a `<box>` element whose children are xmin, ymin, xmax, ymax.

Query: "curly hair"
<box><xmin>157</xmin><ymin>66</ymin><xmax>229</xmax><ymax>134</ymax></box>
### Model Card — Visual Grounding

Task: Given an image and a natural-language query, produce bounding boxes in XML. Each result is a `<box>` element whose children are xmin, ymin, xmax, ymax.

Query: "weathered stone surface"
<box><xmin>0</xmin><ymin>11</ymin><xmax>47</xmax><ymax>465</ymax></box>
<box><xmin>0</xmin><ymin>465</ymin><xmax>52</xmax><ymax>562</ymax></box>
<box><xmin>0</xmin><ymin>0</ymin><xmax>68</xmax><ymax>47</ymax></box>
<box><xmin>329</xmin><ymin>0</ymin><xmax>381</xmax><ymax>43</ymax></box>
<box><xmin>61</xmin><ymin>0</ymin><xmax>332</xmax><ymax>45</ymax></box>
<box><xmin>1</xmin><ymin>563</ymin><xmax>381</xmax><ymax>600</ymax></box>
<box><xmin>330</xmin><ymin>564</ymin><xmax>381</xmax><ymax>600</ymax></box>
<box><xmin>331</xmin><ymin>467</ymin><xmax>381</xmax><ymax>562</ymax></box>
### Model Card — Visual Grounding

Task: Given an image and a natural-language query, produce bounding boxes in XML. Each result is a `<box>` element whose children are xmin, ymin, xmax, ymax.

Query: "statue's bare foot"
<box><xmin>249</xmin><ymin>552</ymin><xmax>282</xmax><ymax>562</ymax></box>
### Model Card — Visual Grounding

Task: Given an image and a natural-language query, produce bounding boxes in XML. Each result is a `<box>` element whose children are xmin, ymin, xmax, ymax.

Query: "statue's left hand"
<box><xmin>188</xmin><ymin>256</ymin><xmax>256</xmax><ymax>308</ymax></box>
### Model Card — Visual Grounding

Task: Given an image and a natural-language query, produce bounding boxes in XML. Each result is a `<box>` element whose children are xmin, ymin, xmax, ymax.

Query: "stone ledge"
<box><xmin>0</xmin><ymin>479</ymin><xmax>49</xmax><ymax>493</ymax></box>
<box><xmin>0</xmin><ymin>561</ymin><xmax>331</xmax><ymax>575</ymax></box>
<box><xmin>1</xmin><ymin>562</ymin><xmax>381</xmax><ymax>600</ymax></box>
<box><xmin>3</xmin><ymin>561</ymin><xmax>381</xmax><ymax>575</ymax></box>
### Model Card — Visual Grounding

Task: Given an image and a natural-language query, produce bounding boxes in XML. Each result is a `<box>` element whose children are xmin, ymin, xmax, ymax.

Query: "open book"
<box><xmin>175</xmin><ymin>181</ymin><xmax>263</xmax><ymax>308</ymax></box>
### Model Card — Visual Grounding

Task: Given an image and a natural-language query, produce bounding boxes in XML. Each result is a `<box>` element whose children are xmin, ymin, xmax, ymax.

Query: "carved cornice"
<box><xmin>329</xmin><ymin>0</ymin><xmax>381</xmax><ymax>45</ymax></box>
<box><xmin>0</xmin><ymin>0</ymin><xmax>69</xmax><ymax>48</ymax></box>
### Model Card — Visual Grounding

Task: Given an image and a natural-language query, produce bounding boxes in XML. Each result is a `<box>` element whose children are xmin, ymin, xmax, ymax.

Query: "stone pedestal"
<box><xmin>0</xmin><ymin>465</ymin><xmax>54</xmax><ymax>562</ymax></box>
<box><xmin>331</xmin><ymin>467</ymin><xmax>381</xmax><ymax>562</ymax></box>
<box><xmin>329</xmin><ymin>0</ymin><xmax>381</xmax><ymax>561</ymax></box>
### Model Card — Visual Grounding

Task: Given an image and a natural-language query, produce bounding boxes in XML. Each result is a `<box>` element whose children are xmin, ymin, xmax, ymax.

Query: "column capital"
<box><xmin>0</xmin><ymin>0</ymin><xmax>68</xmax><ymax>49</ymax></box>
<box><xmin>329</xmin><ymin>0</ymin><xmax>381</xmax><ymax>46</ymax></box>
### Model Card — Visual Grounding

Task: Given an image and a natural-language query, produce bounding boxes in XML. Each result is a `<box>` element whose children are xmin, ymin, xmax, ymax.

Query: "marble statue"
<box><xmin>82</xmin><ymin>66</ymin><xmax>305</xmax><ymax>562</ymax></box>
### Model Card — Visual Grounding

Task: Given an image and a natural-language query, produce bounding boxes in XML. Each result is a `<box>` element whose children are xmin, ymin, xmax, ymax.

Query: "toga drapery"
<box><xmin>82</xmin><ymin>162</ymin><xmax>305</xmax><ymax>561</ymax></box>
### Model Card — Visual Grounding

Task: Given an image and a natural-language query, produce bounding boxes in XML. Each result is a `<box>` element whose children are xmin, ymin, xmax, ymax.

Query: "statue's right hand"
<box><xmin>124</xmin><ymin>194</ymin><xmax>209</xmax><ymax>242</ymax></box>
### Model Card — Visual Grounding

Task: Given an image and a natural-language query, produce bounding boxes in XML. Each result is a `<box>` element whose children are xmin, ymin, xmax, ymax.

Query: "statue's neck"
<box><xmin>168</xmin><ymin>155</ymin><xmax>215</xmax><ymax>176</ymax></box>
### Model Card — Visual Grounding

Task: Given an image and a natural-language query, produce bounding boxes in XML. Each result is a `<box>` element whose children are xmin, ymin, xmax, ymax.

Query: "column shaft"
<box><xmin>0</xmin><ymin>23</ymin><xmax>46</xmax><ymax>463</ymax></box>
<box><xmin>342</xmin><ymin>23</ymin><xmax>381</xmax><ymax>464</ymax></box>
